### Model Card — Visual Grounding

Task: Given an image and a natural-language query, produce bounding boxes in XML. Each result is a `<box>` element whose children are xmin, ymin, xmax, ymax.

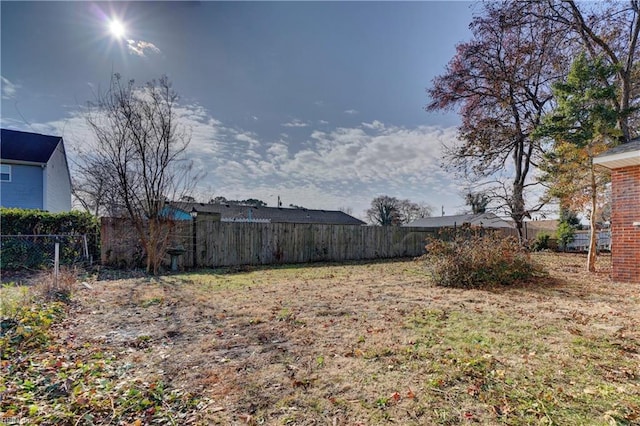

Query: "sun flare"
<box><xmin>108</xmin><ymin>19</ymin><xmax>126</xmax><ymax>39</ymax></box>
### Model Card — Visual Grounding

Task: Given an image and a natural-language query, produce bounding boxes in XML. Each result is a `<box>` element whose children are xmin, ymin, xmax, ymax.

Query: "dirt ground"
<box><xmin>56</xmin><ymin>253</ymin><xmax>639</xmax><ymax>425</ymax></box>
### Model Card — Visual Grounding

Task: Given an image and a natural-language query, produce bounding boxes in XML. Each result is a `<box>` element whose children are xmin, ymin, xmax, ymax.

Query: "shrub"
<box><xmin>424</xmin><ymin>231</ymin><xmax>543</xmax><ymax>288</ymax></box>
<box><xmin>0</xmin><ymin>208</ymin><xmax>99</xmax><ymax>236</ymax></box>
<box><xmin>531</xmin><ymin>232</ymin><xmax>551</xmax><ymax>251</ymax></box>
<box><xmin>0</xmin><ymin>208</ymin><xmax>100</xmax><ymax>269</ymax></box>
<box><xmin>556</xmin><ymin>221</ymin><xmax>576</xmax><ymax>252</ymax></box>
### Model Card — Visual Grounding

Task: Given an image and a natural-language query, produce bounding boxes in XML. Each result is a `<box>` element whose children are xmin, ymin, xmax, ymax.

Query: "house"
<box><xmin>593</xmin><ymin>138</ymin><xmax>640</xmax><ymax>283</ymax></box>
<box><xmin>403</xmin><ymin>212</ymin><xmax>513</xmax><ymax>229</ymax></box>
<box><xmin>167</xmin><ymin>202</ymin><xmax>366</xmax><ymax>225</ymax></box>
<box><xmin>0</xmin><ymin>128</ymin><xmax>72</xmax><ymax>212</ymax></box>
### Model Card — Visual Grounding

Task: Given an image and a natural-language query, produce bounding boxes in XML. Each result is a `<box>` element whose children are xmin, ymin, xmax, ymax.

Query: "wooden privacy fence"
<box><xmin>100</xmin><ymin>217</ymin><xmax>523</xmax><ymax>270</ymax></box>
<box><xmin>101</xmin><ymin>217</ymin><xmax>442</xmax><ymax>269</ymax></box>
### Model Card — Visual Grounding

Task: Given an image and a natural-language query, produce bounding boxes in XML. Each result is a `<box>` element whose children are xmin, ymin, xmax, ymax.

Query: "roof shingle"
<box><xmin>1</xmin><ymin>128</ymin><xmax>63</xmax><ymax>163</ymax></box>
<box><xmin>172</xmin><ymin>202</ymin><xmax>366</xmax><ymax>225</ymax></box>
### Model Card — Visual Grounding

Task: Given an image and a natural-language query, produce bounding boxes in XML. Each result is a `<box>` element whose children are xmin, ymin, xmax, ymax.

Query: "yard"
<box><xmin>2</xmin><ymin>253</ymin><xmax>639</xmax><ymax>425</ymax></box>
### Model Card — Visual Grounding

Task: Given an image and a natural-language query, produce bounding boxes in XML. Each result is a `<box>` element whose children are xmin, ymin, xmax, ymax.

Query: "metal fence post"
<box><xmin>54</xmin><ymin>241</ymin><xmax>60</xmax><ymax>288</ymax></box>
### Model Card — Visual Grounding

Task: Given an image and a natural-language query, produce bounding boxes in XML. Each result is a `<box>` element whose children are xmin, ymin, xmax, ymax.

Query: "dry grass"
<box><xmin>54</xmin><ymin>253</ymin><xmax>640</xmax><ymax>424</ymax></box>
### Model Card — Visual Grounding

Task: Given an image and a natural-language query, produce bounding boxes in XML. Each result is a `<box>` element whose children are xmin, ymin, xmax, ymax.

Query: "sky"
<box><xmin>1</xmin><ymin>1</ymin><xmax>476</xmax><ymax>220</ymax></box>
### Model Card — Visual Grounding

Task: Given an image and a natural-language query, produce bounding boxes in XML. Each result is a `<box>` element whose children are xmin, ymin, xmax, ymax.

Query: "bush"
<box><xmin>0</xmin><ymin>208</ymin><xmax>98</xmax><ymax>236</ymax></box>
<box><xmin>424</xmin><ymin>231</ymin><xmax>543</xmax><ymax>288</ymax></box>
<box><xmin>531</xmin><ymin>232</ymin><xmax>551</xmax><ymax>251</ymax></box>
<box><xmin>556</xmin><ymin>221</ymin><xmax>576</xmax><ymax>252</ymax></box>
<box><xmin>0</xmin><ymin>208</ymin><xmax>100</xmax><ymax>269</ymax></box>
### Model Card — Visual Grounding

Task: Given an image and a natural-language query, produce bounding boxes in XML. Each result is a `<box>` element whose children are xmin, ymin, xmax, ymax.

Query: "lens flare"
<box><xmin>108</xmin><ymin>19</ymin><xmax>126</xmax><ymax>39</ymax></box>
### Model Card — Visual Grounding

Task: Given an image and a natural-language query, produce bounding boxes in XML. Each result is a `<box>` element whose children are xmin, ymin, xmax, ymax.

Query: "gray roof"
<box><xmin>594</xmin><ymin>137</ymin><xmax>640</xmax><ymax>157</ymax></box>
<box><xmin>404</xmin><ymin>212</ymin><xmax>513</xmax><ymax>229</ymax></box>
<box><xmin>593</xmin><ymin>137</ymin><xmax>640</xmax><ymax>169</ymax></box>
<box><xmin>173</xmin><ymin>202</ymin><xmax>366</xmax><ymax>225</ymax></box>
<box><xmin>1</xmin><ymin>128</ymin><xmax>63</xmax><ymax>163</ymax></box>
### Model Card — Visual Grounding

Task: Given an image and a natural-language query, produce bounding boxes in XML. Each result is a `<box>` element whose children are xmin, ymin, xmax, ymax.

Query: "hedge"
<box><xmin>0</xmin><ymin>208</ymin><xmax>100</xmax><ymax>269</ymax></box>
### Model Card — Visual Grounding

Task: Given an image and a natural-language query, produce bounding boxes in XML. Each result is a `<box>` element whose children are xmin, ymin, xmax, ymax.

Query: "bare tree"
<box><xmin>81</xmin><ymin>73</ymin><xmax>200</xmax><ymax>274</ymax></box>
<box><xmin>427</xmin><ymin>1</ymin><xmax>568</xmax><ymax>241</ymax></box>
<box><xmin>71</xmin><ymin>152</ymin><xmax>123</xmax><ymax>216</ymax></box>
<box><xmin>366</xmin><ymin>195</ymin><xmax>432</xmax><ymax>225</ymax></box>
<box><xmin>465</xmin><ymin>191</ymin><xmax>490</xmax><ymax>214</ymax></box>
<box><xmin>398</xmin><ymin>200</ymin><xmax>432</xmax><ymax>223</ymax></box>
<box><xmin>367</xmin><ymin>195</ymin><xmax>400</xmax><ymax>226</ymax></box>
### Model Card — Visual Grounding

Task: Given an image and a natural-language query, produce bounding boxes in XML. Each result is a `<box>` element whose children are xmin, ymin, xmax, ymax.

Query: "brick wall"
<box><xmin>611</xmin><ymin>165</ymin><xmax>640</xmax><ymax>283</ymax></box>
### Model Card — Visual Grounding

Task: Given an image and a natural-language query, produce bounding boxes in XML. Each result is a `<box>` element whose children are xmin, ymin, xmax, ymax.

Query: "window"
<box><xmin>0</xmin><ymin>164</ymin><xmax>11</xmax><ymax>182</ymax></box>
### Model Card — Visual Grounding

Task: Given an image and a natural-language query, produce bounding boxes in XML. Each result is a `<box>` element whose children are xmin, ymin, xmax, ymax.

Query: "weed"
<box><xmin>375</xmin><ymin>397</ymin><xmax>389</xmax><ymax>409</ymax></box>
<box><xmin>140</xmin><ymin>297</ymin><xmax>164</xmax><ymax>307</ymax></box>
<box><xmin>276</xmin><ymin>307</ymin><xmax>293</xmax><ymax>322</ymax></box>
<box><xmin>0</xmin><ymin>301</ymin><xmax>65</xmax><ymax>358</ymax></box>
<box><xmin>276</xmin><ymin>307</ymin><xmax>305</xmax><ymax>326</ymax></box>
<box><xmin>37</xmin><ymin>266</ymin><xmax>77</xmax><ymax>302</ymax></box>
<box><xmin>0</xmin><ymin>283</ymin><xmax>30</xmax><ymax>318</ymax></box>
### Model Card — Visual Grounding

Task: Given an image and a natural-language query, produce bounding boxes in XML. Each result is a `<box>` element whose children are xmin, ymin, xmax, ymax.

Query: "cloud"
<box><xmin>344</xmin><ymin>109</ymin><xmax>358</xmax><ymax>115</ymax></box>
<box><xmin>126</xmin><ymin>39</ymin><xmax>161</xmax><ymax>57</ymax></box>
<box><xmin>235</xmin><ymin>132</ymin><xmax>261</xmax><ymax>149</ymax></box>
<box><xmin>281</xmin><ymin>118</ymin><xmax>309</xmax><ymax>128</ymax></box>
<box><xmin>362</xmin><ymin>120</ymin><xmax>384</xmax><ymax>130</ymax></box>
<box><xmin>2</xmin><ymin>96</ymin><xmax>465</xmax><ymax>218</ymax></box>
<box><xmin>318</xmin><ymin>120</ymin><xmax>329</xmax><ymax>125</ymax></box>
<box><xmin>1</xmin><ymin>76</ymin><xmax>20</xmax><ymax>99</ymax></box>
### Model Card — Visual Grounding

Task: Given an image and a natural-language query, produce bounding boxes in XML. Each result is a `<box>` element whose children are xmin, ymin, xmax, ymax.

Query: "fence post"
<box><xmin>83</xmin><ymin>234</ymin><xmax>89</xmax><ymax>263</ymax></box>
<box><xmin>191</xmin><ymin>210</ymin><xmax>198</xmax><ymax>268</ymax></box>
<box><xmin>54</xmin><ymin>241</ymin><xmax>60</xmax><ymax>288</ymax></box>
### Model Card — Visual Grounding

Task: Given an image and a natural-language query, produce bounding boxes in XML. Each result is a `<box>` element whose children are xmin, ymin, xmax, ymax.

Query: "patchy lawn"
<box><xmin>2</xmin><ymin>253</ymin><xmax>639</xmax><ymax>425</ymax></box>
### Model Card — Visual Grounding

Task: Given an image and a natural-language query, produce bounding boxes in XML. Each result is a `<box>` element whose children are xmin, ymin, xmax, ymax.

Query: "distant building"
<box><xmin>0</xmin><ymin>129</ymin><xmax>72</xmax><ymax>212</ymax></box>
<box><xmin>167</xmin><ymin>202</ymin><xmax>366</xmax><ymax>225</ymax></box>
<box><xmin>403</xmin><ymin>212</ymin><xmax>513</xmax><ymax>229</ymax></box>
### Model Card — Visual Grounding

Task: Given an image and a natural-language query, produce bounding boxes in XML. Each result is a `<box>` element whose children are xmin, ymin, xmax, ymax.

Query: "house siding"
<box><xmin>44</xmin><ymin>142</ymin><xmax>72</xmax><ymax>212</ymax></box>
<box><xmin>610</xmin><ymin>165</ymin><xmax>640</xmax><ymax>283</ymax></box>
<box><xmin>0</xmin><ymin>163</ymin><xmax>44</xmax><ymax>210</ymax></box>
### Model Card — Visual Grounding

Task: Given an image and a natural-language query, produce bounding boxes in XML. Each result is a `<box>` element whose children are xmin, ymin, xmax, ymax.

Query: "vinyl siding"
<box><xmin>43</xmin><ymin>142</ymin><xmax>72</xmax><ymax>212</ymax></box>
<box><xmin>0</xmin><ymin>163</ymin><xmax>44</xmax><ymax>210</ymax></box>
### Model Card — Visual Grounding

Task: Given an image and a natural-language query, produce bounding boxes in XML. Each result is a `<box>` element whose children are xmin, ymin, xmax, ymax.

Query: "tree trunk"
<box><xmin>587</xmin><ymin>163</ymin><xmax>598</xmax><ymax>272</ymax></box>
<box><xmin>511</xmin><ymin>182</ymin><xmax>526</xmax><ymax>243</ymax></box>
<box><xmin>147</xmin><ymin>218</ymin><xmax>156</xmax><ymax>274</ymax></box>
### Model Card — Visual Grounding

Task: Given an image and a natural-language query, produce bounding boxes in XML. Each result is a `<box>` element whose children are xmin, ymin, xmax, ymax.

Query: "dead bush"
<box><xmin>37</xmin><ymin>266</ymin><xmax>77</xmax><ymax>302</ymax></box>
<box><xmin>424</xmin><ymin>231</ymin><xmax>543</xmax><ymax>288</ymax></box>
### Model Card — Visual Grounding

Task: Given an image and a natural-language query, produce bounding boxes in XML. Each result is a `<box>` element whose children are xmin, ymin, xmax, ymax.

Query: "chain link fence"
<box><xmin>0</xmin><ymin>235</ymin><xmax>92</xmax><ymax>270</ymax></box>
